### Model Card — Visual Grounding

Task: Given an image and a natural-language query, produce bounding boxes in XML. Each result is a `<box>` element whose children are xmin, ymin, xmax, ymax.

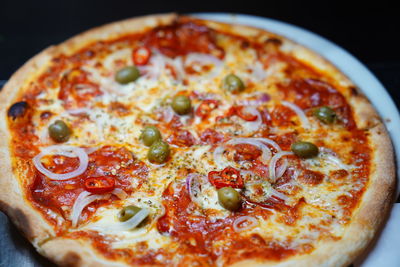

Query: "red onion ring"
<box><xmin>33</xmin><ymin>145</ymin><xmax>89</xmax><ymax>180</ymax></box>
<box><xmin>233</xmin><ymin>216</ymin><xmax>259</xmax><ymax>232</ymax></box>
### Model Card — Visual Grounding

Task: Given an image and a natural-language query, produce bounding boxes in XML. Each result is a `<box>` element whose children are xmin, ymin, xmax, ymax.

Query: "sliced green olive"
<box><xmin>118</xmin><ymin>205</ymin><xmax>142</xmax><ymax>222</ymax></box>
<box><xmin>291</xmin><ymin>141</ymin><xmax>319</xmax><ymax>158</ymax></box>
<box><xmin>313</xmin><ymin>106</ymin><xmax>336</xmax><ymax>124</ymax></box>
<box><xmin>115</xmin><ymin>66</ymin><xmax>140</xmax><ymax>84</ymax></box>
<box><xmin>171</xmin><ymin>95</ymin><xmax>191</xmax><ymax>115</ymax></box>
<box><xmin>218</xmin><ymin>187</ymin><xmax>242</xmax><ymax>211</ymax></box>
<box><xmin>148</xmin><ymin>140</ymin><xmax>170</xmax><ymax>164</ymax></box>
<box><xmin>140</xmin><ymin>126</ymin><xmax>162</xmax><ymax>147</ymax></box>
<box><xmin>223</xmin><ymin>74</ymin><xmax>245</xmax><ymax>93</ymax></box>
<box><xmin>48</xmin><ymin>120</ymin><xmax>72</xmax><ymax>143</ymax></box>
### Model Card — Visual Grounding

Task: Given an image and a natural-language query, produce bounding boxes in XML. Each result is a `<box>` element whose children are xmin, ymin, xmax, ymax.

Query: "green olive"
<box><xmin>115</xmin><ymin>66</ymin><xmax>140</xmax><ymax>84</ymax></box>
<box><xmin>291</xmin><ymin>141</ymin><xmax>319</xmax><ymax>158</ymax></box>
<box><xmin>223</xmin><ymin>74</ymin><xmax>245</xmax><ymax>93</ymax></box>
<box><xmin>171</xmin><ymin>95</ymin><xmax>191</xmax><ymax>115</ymax></box>
<box><xmin>147</xmin><ymin>140</ymin><xmax>170</xmax><ymax>164</ymax></box>
<box><xmin>140</xmin><ymin>126</ymin><xmax>162</xmax><ymax>147</ymax></box>
<box><xmin>218</xmin><ymin>187</ymin><xmax>242</xmax><ymax>211</ymax></box>
<box><xmin>48</xmin><ymin>120</ymin><xmax>72</xmax><ymax>143</ymax></box>
<box><xmin>313</xmin><ymin>106</ymin><xmax>336</xmax><ymax>124</ymax></box>
<box><xmin>118</xmin><ymin>205</ymin><xmax>142</xmax><ymax>222</ymax></box>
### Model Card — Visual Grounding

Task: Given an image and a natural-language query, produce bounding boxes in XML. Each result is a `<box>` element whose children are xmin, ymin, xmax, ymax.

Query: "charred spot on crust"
<box><xmin>240</xmin><ymin>40</ymin><xmax>251</xmax><ymax>49</ymax></box>
<box><xmin>349</xmin><ymin>86</ymin><xmax>359</xmax><ymax>96</ymax></box>
<box><xmin>62</xmin><ymin>252</ymin><xmax>82</xmax><ymax>267</ymax></box>
<box><xmin>265</xmin><ymin>37</ymin><xmax>282</xmax><ymax>46</ymax></box>
<box><xmin>8</xmin><ymin>101</ymin><xmax>29</xmax><ymax>120</ymax></box>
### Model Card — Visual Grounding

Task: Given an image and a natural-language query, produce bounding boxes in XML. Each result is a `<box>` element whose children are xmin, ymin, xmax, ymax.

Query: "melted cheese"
<box><xmin>25</xmin><ymin>28</ymin><xmax>368</xmax><ymax>264</ymax></box>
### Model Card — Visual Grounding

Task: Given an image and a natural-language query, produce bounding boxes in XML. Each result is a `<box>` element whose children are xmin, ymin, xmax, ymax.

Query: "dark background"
<box><xmin>0</xmin><ymin>0</ymin><xmax>399</xmax><ymax>105</ymax></box>
<box><xmin>0</xmin><ymin>1</ymin><xmax>398</xmax><ymax>266</ymax></box>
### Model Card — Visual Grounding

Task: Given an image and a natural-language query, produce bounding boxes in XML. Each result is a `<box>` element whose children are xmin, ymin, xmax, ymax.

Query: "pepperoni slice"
<box><xmin>233</xmin><ymin>144</ymin><xmax>262</xmax><ymax>162</ymax></box>
<box><xmin>167</xmin><ymin>130</ymin><xmax>196</xmax><ymax>147</ymax></box>
<box><xmin>200</xmin><ymin>128</ymin><xmax>224</xmax><ymax>145</ymax></box>
<box><xmin>58</xmin><ymin>68</ymin><xmax>102</xmax><ymax>109</ymax></box>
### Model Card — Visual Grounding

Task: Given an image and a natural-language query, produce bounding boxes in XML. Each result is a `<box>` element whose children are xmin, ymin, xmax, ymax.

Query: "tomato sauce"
<box><xmin>278</xmin><ymin>78</ymin><xmax>356</xmax><ymax>129</ymax></box>
<box><xmin>28</xmin><ymin>146</ymin><xmax>148</xmax><ymax>228</ymax></box>
<box><xmin>157</xmin><ymin>182</ymin><xmax>299</xmax><ymax>263</ymax></box>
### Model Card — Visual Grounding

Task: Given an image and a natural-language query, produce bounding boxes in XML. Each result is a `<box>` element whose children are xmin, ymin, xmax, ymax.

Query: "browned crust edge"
<box><xmin>0</xmin><ymin>13</ymin><xmax>395</xmax><ymax>267</ymax></box>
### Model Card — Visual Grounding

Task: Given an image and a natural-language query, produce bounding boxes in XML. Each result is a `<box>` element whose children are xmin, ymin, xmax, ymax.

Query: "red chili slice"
<box><xmin>133</xmin><ymin>47</ymin><xmax>151</xmax><ymax>65</ymax></box>
<box><xmin>84</xmin><ymin>177</ymin><xmax>115</xmax><ymax>194</ymax></box>
<box><xmin>235</xmin><ymin>106</ymin><xmax>258</xmax><ymax>121</ymax></box>
<box><xmin>208</xmin><ymin>167</ymin><xmax>244</xmax><ymax>189</ymax></box>
<box><xmin>195</xmin><ymin>100</ymin><xmax>219</xmax><ymax>119</ymax></box>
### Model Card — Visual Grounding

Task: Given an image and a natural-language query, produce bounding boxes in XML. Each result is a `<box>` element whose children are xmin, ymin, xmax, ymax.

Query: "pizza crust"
<box><xmin>0</xmin><ymin>13</ymin><xmax>395</xmax><ymax>267</ymax></box>
<box><xmin>39</xmin><ymin>238</ymin><xmax>127</xmax><ymax>267</ymax></box>
<box><xmin>0</xmin><ymin>45</ymin><xmax>58</xmax><ymax>244</ymax></box>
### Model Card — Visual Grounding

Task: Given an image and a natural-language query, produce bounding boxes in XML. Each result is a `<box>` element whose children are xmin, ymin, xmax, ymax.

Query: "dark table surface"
<box><xmin>0</xmin><ymin>1</ymin><xmax>399</xmax><ymax>266</ymax></box>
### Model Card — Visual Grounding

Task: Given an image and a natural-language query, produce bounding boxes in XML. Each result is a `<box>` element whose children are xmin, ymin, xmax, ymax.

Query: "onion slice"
<box><xmin>138</xmin><ymin>53</ymin><xmax>165</xmax><ymax>80</ymax></box>
<box><xmin>111</xmin><ymin>188</ymin><xmax>128</xmax><ymax>200</ymax></box>
<box><xmin>84</xmin><ymin>146</ymin><xmax>99</xmax><ymax>155</ymax></box>
<box><xmin>67</xmin><ymin>108</ymin><xmax>90</xmax><ymax>115</ymax></box>
<box><xmin>233</xmin><ymin>216</ymin><xmax>259</xmax><ymax>232</ymax></box>
<box><xmin>33</xmin><ymin>145</ymin><xmax>89</xmax><ymax>180</ymax></box>
<box><xmin>148</xmin><ymin>204</ymin><xmax>166</xmax><ymax>230</ymax></box>
<box><xmin>71</xmin><ymin>189</ymin><xmax>127</xmax><ymax>227</ymax></box>
<box><xmin>242</xmin><ymin>107</ymin><xmax>262</xmax><ymax>133</ymax></box>
<box><xmin>213</xmin><ymin>137</ymin><xmax>283</xmax><ymax>169</ymax></box>
<box><xmin>163</xmin><ymin>105</ymin><xmax>175</xmax><ymax>123</ymax></box>
<box><xmin>269</xmin><ymin>187</ymin><xmax>289</xmax><ymax>201</ymax></box>
<box><xmin>71</xmin><ymin>191</ymin><xmax>111</xmax><ymax>227</ymax></box>
<box><xmin>269</xmin><ymin>151</ymin><xmax>294</xmax><ymax>182</ymax></box>
<box><xmin>281</xmin><ymin>101</ymin><xmax>310</xmax><ymax>129</ymax></box>
<box><xmin>253</xmin><ymin>138</ymin><xmax>282</xmax><ymax>153</ymax></box>
<box><xmin>186</xmin><ymin>173</ymin><xmax>207</xmax><ymax>202</ymax></box>
<box><xmin>213</xmin><ymin>145</ymin><xmax>227</xmax><ymax>169</ymax></box>
<box><xmin>185</xmin><ymin>53</ymin><xmax>223</xmax><ymax>80</ymax></box>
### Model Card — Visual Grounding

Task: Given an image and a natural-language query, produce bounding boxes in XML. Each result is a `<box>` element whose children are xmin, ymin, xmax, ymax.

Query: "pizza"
<box><xmin>0</xmin><ymin>13</ymin><xmax>395</xmax><ymax>267</ymax></box>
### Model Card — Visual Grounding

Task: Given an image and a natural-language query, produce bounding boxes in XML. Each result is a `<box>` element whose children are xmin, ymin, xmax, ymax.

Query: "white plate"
<box><xmin>193</xmin><ymin>13</ymin><xmax>400</xmax><ymax>197</ymax></box>
<box><xmin>192</xmin><ymin>13</ymin><xmax>400</xmax><ymax>266</ymax></box>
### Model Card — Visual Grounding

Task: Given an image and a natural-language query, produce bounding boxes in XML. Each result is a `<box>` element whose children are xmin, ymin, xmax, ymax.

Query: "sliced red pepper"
<box><xmin>195</xmin><ymin>100</ymin><xmax>219</xmax><ymax>119</ymax></box>
<box><xmin>235</xmin><ymin>106</ymin><xmax>258</xmax><ymax>121</ymax></box>
<box><xmin>132</xmin><ymin>46</ymin><xmax>151</xmax><ymax>66</ymax></box>
<box><xmin>208</xmin><ymin>167</ymin><xmax>243</xmax><ymax>189</ymax></box>
<box><xmin>84</xmin><ymin>176</ymin><xmax>115</xmax><ymax>194</ymax></box>
<box><xmin>215</xmin><ymin>106</ymin><xmax>236</xmax><ymax>123</ymax></box>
